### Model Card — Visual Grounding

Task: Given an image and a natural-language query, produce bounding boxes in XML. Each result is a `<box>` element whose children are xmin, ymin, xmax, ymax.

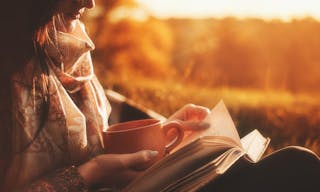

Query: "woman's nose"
<box><xmin>83</xmin><ymin>0</ymin><xmax>95</xmax><ymax>9</ymax></box>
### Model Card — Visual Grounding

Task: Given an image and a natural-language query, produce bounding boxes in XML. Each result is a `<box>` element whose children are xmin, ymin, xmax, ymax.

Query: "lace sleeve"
<box><xmin>26</xmin><ymin>166</ymin><xmax>88</xmax><ymax>192</ymax></box>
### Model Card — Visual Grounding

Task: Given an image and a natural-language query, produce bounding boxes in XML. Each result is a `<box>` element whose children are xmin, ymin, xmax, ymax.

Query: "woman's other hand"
<box><xmin>168</xmin><ymin>104</ymin><xmax>211</xmax><ymax>131</ymax></box>
<box><xmin>78</xmin><ymin>150</ymin><xmax>158</xmax><ymax>189</ymax></box>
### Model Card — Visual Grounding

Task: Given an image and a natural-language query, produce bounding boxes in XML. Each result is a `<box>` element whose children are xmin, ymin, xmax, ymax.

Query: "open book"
<box><xmin>123</xmin><ymin>101</ymin><xmax>270</xmax><ymax>192</ymax></box>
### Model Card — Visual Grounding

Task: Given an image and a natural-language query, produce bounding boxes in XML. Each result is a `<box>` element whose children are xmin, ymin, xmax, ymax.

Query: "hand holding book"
<box><xmin>123</xmin><ymin>100</ymin><xmax>270</xmax><ymax>192</ymax></box>
<box><xmin>167</xmin><ymin>103</ymin><xmax>211</xmax><ymax>131</ymax></box>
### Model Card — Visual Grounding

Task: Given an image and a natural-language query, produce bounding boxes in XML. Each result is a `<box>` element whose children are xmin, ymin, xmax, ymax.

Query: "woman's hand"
<box><xmin>78</xmin><ymin>150</ymin><xmax>158</xmax><ymax>189</ymax></box>
<box><xmin>168</xmin><ymin>104</ymin><xmax>211</xmax><ymax>131</ymax></box>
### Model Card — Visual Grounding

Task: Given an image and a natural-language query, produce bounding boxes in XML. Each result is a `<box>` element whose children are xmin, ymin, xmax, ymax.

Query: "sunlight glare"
<box><xmin>136</xmin><ymin>0</ymin><xmax>320</xmax><ymax>20</ymax></box>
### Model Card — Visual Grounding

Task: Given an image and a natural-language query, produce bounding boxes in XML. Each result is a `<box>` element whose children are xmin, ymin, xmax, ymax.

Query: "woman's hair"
<box><xmin>25</xmin><ymin>0</ymin><xmax>60</xmax><ymax>151</ymax></box>
<box><xmin>1</xmin><ymin>0</ymin><xmax>58</xmax><ymax>72</ymax></box>
<box><xmin>0</xmin><ymin>0</ymin><xmax>60</xmax><ymax>153</ymax></box>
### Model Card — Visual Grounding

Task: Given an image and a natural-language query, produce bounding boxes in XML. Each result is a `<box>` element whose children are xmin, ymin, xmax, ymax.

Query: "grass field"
<box><xmin>103</xmin><ymin>75</ymin><xmax>320</xmax><ymax>156</ymax></box>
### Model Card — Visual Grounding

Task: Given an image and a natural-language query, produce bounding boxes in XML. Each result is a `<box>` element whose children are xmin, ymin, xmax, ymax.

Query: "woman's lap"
<box><xmin>200</xmin><ymin>146</ymin><xmax>320</xmax><ymax>192</ymax></box>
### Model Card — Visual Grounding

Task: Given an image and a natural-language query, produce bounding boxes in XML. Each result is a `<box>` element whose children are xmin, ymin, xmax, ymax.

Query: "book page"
<box><xmin>123</xmin><ymin>136</ymin><xmax>242</xmax><ymax>192</ymax></box>
<box><xmin>123</xmin><ymin>101</ymin><xmax>270</xmax><ymax>192</ymax></box>
<box><xmin>163</xmin><ymin>147</ymin><xmax>244</xmax><ymax>192</ymax></box>
<box><xmin>173</xmin><ymin>100</ymin><xmax>242</xmax><ymax>152</ymax></box>
<box><xmin>240</xmin><ymin>129</ymin><xmax>270</xmax><ymax>162</ymax></box>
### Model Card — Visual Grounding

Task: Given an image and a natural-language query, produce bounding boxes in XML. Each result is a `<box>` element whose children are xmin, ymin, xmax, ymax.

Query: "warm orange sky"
<box><xmin>136</xmin><ymin>0</ymin><xmax>320</xmax><ymax>20</ymax></box>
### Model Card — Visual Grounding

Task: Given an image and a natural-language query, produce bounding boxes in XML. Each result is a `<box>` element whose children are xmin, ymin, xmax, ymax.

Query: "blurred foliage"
<box><xmin>82</xmin><ymin>1</ymin><xmax>320</xmax><ymax>155</ymax></box>
<box><xmin>112</xmin><ymin>78</ymin><xmax>320</xmax><ymax>156</ymax></box>
<box><xmin>84</xmin><ymin>0</ymin><xmax>173</xmax><ymax>84</ymax></box>
<box><xmin>86</xmin><ymin>10</ymin><xmax>320</xmax><ymax>94</ymax></box>
<box><xmin>167</xmin><ymin>17</ymin><xmax>320</xmax><ymax>93</ymax></box>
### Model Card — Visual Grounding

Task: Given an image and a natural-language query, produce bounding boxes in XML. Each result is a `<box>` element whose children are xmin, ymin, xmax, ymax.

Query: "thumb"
<box><xmin>121</xmin><ymin>150</ymin><xmax>159</xmax><ymax>169</ymax></box>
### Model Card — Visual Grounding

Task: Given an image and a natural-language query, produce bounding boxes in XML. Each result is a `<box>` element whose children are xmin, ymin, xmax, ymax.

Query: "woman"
<box><xmin>0</xmin><ymin>0</ymin><xmax>210</xmax><ymax>191</ymax></box>
<box><xmin>1</xmin><ymin>0</ymin><xmax>319</xmax><ymax>192</ymax></box>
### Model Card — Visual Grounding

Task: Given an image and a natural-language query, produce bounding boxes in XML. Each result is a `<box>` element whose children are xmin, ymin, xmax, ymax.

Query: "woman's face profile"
<box><xmin>55</xmin><ymin>0</ymin><xmax>95</xmax><ymax>33</ymax></box>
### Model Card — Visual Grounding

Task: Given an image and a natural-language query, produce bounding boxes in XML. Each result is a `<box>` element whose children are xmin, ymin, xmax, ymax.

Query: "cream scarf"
<box><xmin>5</xmin><ymin>20</ymin><xmax>110</xmax><ymax>189</ymax></box>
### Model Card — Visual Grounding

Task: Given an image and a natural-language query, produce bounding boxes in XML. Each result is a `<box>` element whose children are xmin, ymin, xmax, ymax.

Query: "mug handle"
<box><xmin>163</xmin><ymin>121</ymin><xmax>184</xmax><ymax>154</ymax></box>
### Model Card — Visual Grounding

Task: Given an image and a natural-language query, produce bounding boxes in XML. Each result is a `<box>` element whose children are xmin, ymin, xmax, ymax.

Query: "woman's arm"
<box><xmin>24</xmin><ymin>151</ymin><xmax>158</xmax><ymax>191</ymax></box>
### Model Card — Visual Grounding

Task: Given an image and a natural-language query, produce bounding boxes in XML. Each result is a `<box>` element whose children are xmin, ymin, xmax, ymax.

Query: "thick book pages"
<box><xmin>123</xmin><ymin>101</ymin><xmax>269</xmax><ymax>192</ymax></box>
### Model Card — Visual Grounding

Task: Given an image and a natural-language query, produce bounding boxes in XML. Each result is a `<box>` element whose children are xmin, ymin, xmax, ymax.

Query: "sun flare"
<box><xmin>136</xmin><ymin>0</ymin><xmax>320</xmax><ymax>20</ymax></box>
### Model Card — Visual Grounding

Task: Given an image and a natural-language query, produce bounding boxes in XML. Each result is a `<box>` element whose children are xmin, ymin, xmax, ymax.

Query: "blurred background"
<box><xmin>83</xmin><ymin>0</ymin><xmax>320</xmax><ymax>155</ymax></box>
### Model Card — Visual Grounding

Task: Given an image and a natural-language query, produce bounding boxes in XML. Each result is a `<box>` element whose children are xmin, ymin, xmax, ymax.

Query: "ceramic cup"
<box><xmin>103</xmin><ymin>119</ymin><xmax>184</xmax><ymax>170</ymax></box>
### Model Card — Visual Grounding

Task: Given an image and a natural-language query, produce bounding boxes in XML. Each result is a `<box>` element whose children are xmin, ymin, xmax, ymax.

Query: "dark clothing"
<box><xmin>201</xmin><ymin>146</ymin><xmax>320</xmax><ymax>192</ymax></box>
